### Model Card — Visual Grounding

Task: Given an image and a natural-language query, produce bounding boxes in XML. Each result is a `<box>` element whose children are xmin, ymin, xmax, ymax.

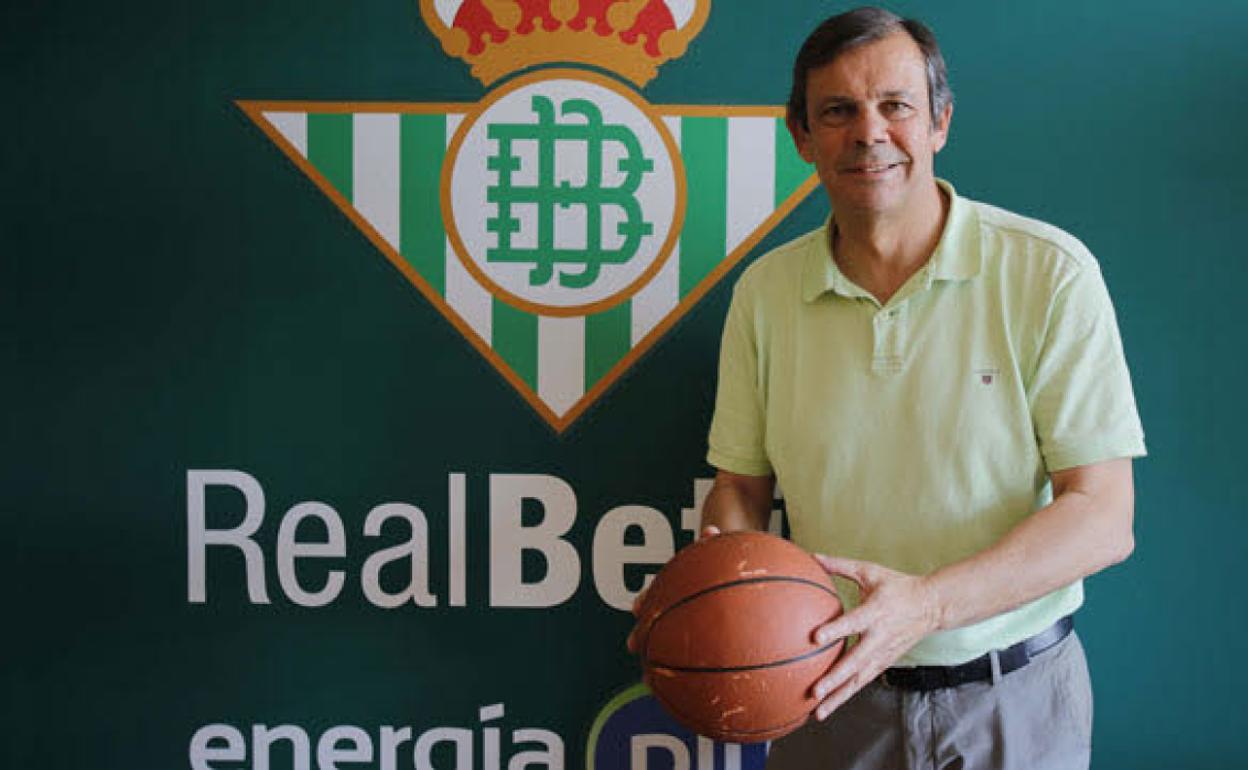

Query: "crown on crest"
<box><xmin>419</xmin><ymin>0</ymin><xmax>710</xmax><ymax>86</ymax></box>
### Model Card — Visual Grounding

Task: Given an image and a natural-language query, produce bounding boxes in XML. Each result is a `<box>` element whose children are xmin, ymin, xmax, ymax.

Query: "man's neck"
<box><xmin>832</xmin><ymin>182</ymin><xmax>949</xmax><ymax>305</ymax></box>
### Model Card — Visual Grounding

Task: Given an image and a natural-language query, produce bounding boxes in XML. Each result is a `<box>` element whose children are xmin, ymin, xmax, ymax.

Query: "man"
<box><xmin>700</xmin><ymin>7</ymin><xmax>1145</xmax><ymax>769</ymax></box>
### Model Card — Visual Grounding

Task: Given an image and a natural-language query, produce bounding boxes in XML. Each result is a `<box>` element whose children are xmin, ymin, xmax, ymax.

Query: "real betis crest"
<box><xmin>238</xmin><ymin>0</ymin><xmax>817</xmax><ymax>432</ymax></box>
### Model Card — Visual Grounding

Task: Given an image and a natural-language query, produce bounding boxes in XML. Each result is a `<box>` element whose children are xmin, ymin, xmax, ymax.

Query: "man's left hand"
<box><xmin>809</xmin><ymin>555</ymin><xmax>942</xmax><ymax>720</ymax></box>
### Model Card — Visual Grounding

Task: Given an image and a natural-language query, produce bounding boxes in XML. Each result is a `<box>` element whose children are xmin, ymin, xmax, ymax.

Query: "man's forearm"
<box><xmin>700</xmin><ymin>471</ymin><xmax>775</xmax><ymax>533</ymax></box>
<box><xmin>791</xmin><ymin>459</ymin><xmax>1133</xmax><ymax>719</ymax></box>
<box><xmin>922</xmin><ymin>458</ymin><xmax>1136</xmax><ymax>632</ymax></box>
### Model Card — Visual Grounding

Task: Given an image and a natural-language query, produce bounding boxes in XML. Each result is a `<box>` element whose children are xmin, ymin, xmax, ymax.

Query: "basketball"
<box><xmin>633</xmin><ymin>530</ymin><xmax>845</xmax><ymax>743</ymax></box>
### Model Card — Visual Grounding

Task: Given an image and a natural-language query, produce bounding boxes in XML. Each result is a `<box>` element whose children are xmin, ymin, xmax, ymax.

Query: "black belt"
<box><xmin>879</xmin><ymin>615</ymin><xmax>1074</xmax><ymax>691</ymax></box>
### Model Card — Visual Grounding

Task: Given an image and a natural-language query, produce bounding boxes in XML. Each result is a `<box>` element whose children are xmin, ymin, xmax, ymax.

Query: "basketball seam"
<box><xmin>646</xmin><ymin>640</ymin><xmax>841</xmax><ymax>673</ymax></box>
<box><xmin>641</xmin><ymin>575</ymin><xmax>839</xmax><ymax>667</ymax></box>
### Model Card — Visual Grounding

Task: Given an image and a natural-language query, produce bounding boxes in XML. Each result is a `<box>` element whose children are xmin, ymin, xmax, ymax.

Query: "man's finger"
<box><xmin>814</xmin><ymin>664</ymin><xmax>878</xmax><ymax>721</ymax></box>
<box><xmin>812</xmin><ymin>605</ymin><xmax>870</xmax><ymax>646</ymax></box>
<box><xmin>699</xmin><ymin>525</ymin><xmax>722</xmax><ymax>540</ymax></box>
<box><xmin>811</xmin><ymin>640</ymin><xmax>891</xmax><ymax>720</ymax></box>
<box><xmin>813</xmin><ymin>553</ymin><xmax>871</xmax><ymax>586</ymax></box>
<box><xmin>811</xmin><ymin>632</ymin><xmax>874</xmax><ymax>702</ymax></box>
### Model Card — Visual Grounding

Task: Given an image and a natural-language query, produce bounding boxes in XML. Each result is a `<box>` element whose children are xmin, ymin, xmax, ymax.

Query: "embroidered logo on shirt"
<box><xmin>975</xmin><ymin>367</ymin><xmax>999</xmax><ymax>385</ymax></box>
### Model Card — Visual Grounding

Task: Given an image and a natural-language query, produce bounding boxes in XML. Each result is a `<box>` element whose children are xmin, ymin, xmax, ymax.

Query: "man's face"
<box><xmin>788</xmin><ymin>31</ymin><xmax>952</xmax><ymax>218</ymax></box>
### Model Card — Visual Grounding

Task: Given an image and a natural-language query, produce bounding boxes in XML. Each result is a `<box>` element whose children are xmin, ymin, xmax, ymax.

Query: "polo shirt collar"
<box><xmin>927</xmin><ymin>179</ymin><xmax>982</xmax><ymax>282</ymax></box>
<box><xmin>800</xmin><ymin>219</ymin><xmax>856</xmax><ymax>302</ymax></box>
<box><xmin>801</xmin><ymin>179</ymin><xmax>982</xmax><ymax>303</ymax></box>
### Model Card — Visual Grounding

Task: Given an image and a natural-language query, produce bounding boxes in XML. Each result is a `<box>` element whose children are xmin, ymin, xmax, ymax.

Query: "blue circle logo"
<box><xmin>587</xmin><ymin>683</ymin><xmax>769</xmax><ymax>770</ymax></box>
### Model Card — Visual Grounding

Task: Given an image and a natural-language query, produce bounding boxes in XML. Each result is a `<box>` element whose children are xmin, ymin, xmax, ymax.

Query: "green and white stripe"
<box><xmin>261</xmin><ymin>109</ymin><xmax>813</xmax><ymax>423</ymax></box>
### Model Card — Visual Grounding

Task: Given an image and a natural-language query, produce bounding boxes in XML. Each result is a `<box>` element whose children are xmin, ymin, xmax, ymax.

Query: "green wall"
<box><xmin>7</xmin><ymin>0</ymin><xmax>1247</xmax><ymax>767</ymax></box>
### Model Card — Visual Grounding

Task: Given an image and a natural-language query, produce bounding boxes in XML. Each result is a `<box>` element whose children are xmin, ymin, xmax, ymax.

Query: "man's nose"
<box><xmin>849</xmin><ymin>106</ymin><xmax>889</xmax><ymax>145</ymax></box>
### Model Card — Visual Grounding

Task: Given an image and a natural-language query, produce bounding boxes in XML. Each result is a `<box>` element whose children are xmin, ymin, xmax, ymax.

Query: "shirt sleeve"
<box><xmin>1028</xmin><ymin>254</ymin><xmax>1147</xmax><ymax>472</ymax></box>
<box><xmin>706</xmin><ymin>279</ymin><xmax>774</xmax><ymax>476</ymax></box>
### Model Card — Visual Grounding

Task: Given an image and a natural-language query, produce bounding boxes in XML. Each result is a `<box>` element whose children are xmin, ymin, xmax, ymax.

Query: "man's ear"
<box><xmin>931</xmin><ymin>102</ymin><xmax>953</xmax><ymax>154</ymax></box>
<box><xmin>786</xmin><ymin>114</ymin><xmax>816</xmax><ymax>164</ymax></box>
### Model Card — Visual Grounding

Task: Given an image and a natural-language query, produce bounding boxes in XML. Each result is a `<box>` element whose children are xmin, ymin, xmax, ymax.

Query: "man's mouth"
<box><xmin>842</xmin><ymin>161</ymin><xmax>906</xmax><ymax>174</ymax></box>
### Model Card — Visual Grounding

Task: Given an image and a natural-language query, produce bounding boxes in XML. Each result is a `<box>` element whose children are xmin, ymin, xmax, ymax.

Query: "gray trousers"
<box><xmin>767</xmin><ymin>633</ymin><xmax>1092</xmax><ymax>770</ymax></box>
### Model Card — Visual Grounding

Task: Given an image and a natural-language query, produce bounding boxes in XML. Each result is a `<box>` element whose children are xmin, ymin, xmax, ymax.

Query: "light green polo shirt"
<box><xmin>707</xmin><ymin>180</ymin><xmax>1146</xmax><ymax>666</ymax></box>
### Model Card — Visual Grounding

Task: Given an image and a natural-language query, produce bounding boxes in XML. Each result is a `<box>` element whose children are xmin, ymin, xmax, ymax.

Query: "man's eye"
<box><xmin>820</xmin><ymin>104</ymin><xmax>853</xmax><ymax>123</ymax></box>
<box><xmin>882</xmin><ymin>101</ymin><xmax>914</xmax><ymax>117</ymax></box>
